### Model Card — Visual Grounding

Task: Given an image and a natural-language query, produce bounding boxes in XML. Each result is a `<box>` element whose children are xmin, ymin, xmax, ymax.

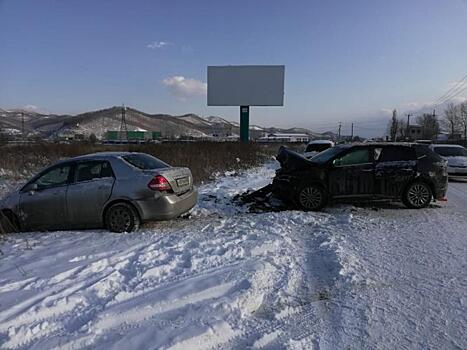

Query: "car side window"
<box><xmin>76</xmin><ymin>161</ymin><xmax>114</xmax><ymax>182</ymax></box>
<box><xmin>333</xmin><ymin>148</ymin><xmax>370</xmax><ymax>166</ymax></box>
<box><xmin>34</xmin><ymin>164</ymin><xmax>72</xmax><ymax>189</ymax></box>
<box><xmin>379</xmin><ymin>146</ymin><xmax>416</xmax><ymax>162</ymax></box>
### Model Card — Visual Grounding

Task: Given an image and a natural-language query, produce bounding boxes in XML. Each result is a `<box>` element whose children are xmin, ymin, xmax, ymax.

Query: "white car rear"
<box><xmin>429</xmin><ymin>144</ymin><xmax>467</xmax><ymax>178</ymax></box>
<box><xmin>303</xmin><ymin>140</ymin><xmax>335</xmax><ymax>159</ymax></box>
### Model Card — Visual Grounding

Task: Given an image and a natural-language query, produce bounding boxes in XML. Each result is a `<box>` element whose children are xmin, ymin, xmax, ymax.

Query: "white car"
<box><xmin>429</xmin><ymin>144</ymin><xmax>467</xmax><ymax>178</ymax></box>
<box><xmin>303</xmin><ymin>140</ymin><xmax>335</xmax><ymax>159</ymax></box>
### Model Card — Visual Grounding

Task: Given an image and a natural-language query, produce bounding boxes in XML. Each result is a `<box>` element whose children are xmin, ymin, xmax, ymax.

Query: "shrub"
<box><xmin>0</xmin><ymin>141</ymin><xmax>286</xmax><ymax>184</ymax></box>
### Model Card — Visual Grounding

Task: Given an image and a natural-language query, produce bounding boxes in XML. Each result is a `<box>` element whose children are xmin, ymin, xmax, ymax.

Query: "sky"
<box><xmin>1</xmin><ymin>0</ymin><xmax>467</xmax><ymax>136</ymax></box>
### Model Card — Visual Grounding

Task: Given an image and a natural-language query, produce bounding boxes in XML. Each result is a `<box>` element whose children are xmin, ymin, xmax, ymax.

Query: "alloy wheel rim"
<box><xmin>407</xmin><ymin>184</ymin><xmax>430</xmax><ymax>207</ymax></box>
<box><xmin>299</xmin><ymin>187</ymin><xmax>322</xmax><ymax>209</ymax></box>
<box><xmin>109</xmin><ymin>207</ymin><xmax>131</xmax><ymax>232</ymax></box>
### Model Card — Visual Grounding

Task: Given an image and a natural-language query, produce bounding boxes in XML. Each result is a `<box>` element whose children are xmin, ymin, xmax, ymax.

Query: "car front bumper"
<box><xmin>136</xmin><ymin>187</ymin><xmax>198</xmax><ymax>221</ymax></box>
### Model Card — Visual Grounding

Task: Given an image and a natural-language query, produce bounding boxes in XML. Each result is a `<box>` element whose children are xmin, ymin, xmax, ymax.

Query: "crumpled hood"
<box><xmin>276</xmin><ymin>146</ymin><xmax>318</xmax><ymax>172</ymax></box>
<box><xmin>303</xmin><ymin>151</ymin><xmax>319</xmax><ymax>159</ymax></box>
<box><xmin>445</xmin><ymin>156</ymin><xmax>467</xmax><ymax>167</ymax></box>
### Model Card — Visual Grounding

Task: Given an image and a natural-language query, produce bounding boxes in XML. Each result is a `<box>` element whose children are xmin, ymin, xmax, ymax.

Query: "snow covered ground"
<box><xmin>0</xmin><ymin>163</ymin><xmax>466</xmax><ymax>349</ymax></box>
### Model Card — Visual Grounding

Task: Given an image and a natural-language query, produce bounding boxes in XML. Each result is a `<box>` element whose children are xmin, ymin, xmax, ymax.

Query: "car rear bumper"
<box><xmin>447</xmin><ymin>166</ymin><xmax>467</xmax><ymax>177</ymax></box>
<box><xmin>136</xmin><ymin>187</ymin><xmax>198</xmax><ymax>221</ymax></box>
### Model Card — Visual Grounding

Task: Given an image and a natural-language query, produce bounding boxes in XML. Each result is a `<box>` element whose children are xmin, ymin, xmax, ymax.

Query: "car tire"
<box><xmin>403</xmin><ymin>181</ymin><xmax>432</xmax><ymax>209</ymax></box>
<box><xmin>105</xmin><ymin>203</ymin><xmax>140</xmax><ymax>233</ymax></box>
<box><xmin>295</xmin><ymin>184</ymin><xmax>327</xmax><ymax>211</ymax></box>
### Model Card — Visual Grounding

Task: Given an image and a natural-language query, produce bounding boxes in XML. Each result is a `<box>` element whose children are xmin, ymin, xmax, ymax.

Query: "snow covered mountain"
<box><xmin>0</xmin><ymin>106</ymin><xmax>334</xmax><ymax>140</ymax></box>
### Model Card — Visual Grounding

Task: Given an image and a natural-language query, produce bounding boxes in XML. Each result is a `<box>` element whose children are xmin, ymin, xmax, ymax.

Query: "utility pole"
<box><xmin>406</xmin><ymin>113</ymin><xmax>411</xmax><ymax>141</ymax></box>
<box><xmin>338</xmin><ymin>122</ymin><xmax>342</xmax><ymax>143</ymax></box>
<box><xmin>21</xmin><ymin>112</ymin><xmax>25</xmax><ymax>141</ymax></box>
<box><xmin>433</xmin><ymin>109</ymin><xmax>438</xmax><ymax>141</ymax></box>
<box><xmin>462</xmin><ymin>106</ymin><xmax>467</xmax><ymax>141</ymax></box>
<box><xmin>119</xmin><ymin>104</ymin><xmax>128</xmax><ymax>142</ymax></box>
<box><xmin>350</xmin><ymin>123</ymin><xmax>354</xmax><ymax>141</ymax></box>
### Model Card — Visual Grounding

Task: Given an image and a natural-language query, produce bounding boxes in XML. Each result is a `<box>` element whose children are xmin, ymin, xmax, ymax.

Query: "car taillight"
<box><xmin>148</xmin><ymin>175</ymin><xmax>172</xmax><ymax>192</ymax></box>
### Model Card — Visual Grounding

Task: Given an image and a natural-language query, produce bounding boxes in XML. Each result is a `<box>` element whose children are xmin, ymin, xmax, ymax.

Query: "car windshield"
<box><xmin>122</xmin><ymin>154</ymin><xmax>169</xmax><ymax>169</ymax></box>
<box><xmin>434</xmin><ymin>146</ymin><xmax>467</xmax><ymax>157</ymax></box>
<box><xmin>309</xmin><ymin>146</ymin><xmax>346</xmax><ymax>163</ymax></box>
<box><xmin>305</xmin><ymin>143</ymin><xmax>331</xmax><ymax>153</ymax></box>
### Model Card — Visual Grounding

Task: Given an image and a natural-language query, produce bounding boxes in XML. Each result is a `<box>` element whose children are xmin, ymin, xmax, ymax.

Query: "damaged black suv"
<box><xmin>272</xmin><ymin>143</ymin><xmax>448</xmax><ymax>210</ymax></box>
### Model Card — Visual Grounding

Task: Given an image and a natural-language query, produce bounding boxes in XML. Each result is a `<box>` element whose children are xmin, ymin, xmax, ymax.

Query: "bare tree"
<box><xmin>89</xmin><ymin>133</ymin><xmax>98</xmax><ymax>144</ymax></box>
<box><xmin>443</xmin><ymin>103</ymin><xmax>460</xmax><ymax>138</ymax></box>
<box><xmin>397</xmin><ymin>117</ymin><xmax>407</xmax><ymax>140</ymax></box>
<box><xmin>460</xmin><ymin>102</ymin><xmax>467</xmax><ymax>140</ymax></box>
<box><xmin>417</xmin><ymin>113</ymin><xmax>440</xmax><ymax>140</ymax></box>
<box><xmin>387</xmin><ymin>109</ymin><xmax>399</xmax><ymax>141</ymax></box>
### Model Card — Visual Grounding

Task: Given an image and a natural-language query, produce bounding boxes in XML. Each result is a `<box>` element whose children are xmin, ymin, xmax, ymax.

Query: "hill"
<box><xmin>0</xmin><ymin>106</ymin><xmax>335</xmax><ymax>140</ymax></box>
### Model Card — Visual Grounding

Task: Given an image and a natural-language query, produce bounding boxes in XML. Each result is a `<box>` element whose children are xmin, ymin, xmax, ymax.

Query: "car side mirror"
<box><xmin>24</xmin><ymin>183</ymin><xmax>38</xmax><ymax>192</ymax></box>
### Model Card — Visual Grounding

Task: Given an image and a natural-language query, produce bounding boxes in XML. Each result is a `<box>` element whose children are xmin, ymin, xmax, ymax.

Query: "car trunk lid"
<box><xmin>147</xmin><ymin>167</ymin><xmax>193</xmax><ymax>194</ymax></box>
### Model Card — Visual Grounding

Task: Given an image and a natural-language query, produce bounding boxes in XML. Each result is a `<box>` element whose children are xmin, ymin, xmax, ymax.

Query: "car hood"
<box><xmin>0</xmin><ymin>187</ymin><xmax>21</xmax><ymax>209</ymax></box>
<box><xmin>1</xmin><ymin>192</ymin><xmax>13</xmax><ymax>209</ymax></box>
<box><xmin>276</xmin><ymin>146</ymin><xmax>319</xmax><ymax>172</ymax></box>
<box><xmin>444</xmin><ymin>156</ymin><xmax>467</xmax><ymax>167</ymax></box>
<box><xmin>303</xmin><ymin>151</ymin><xmax>319</xmax><ymax>159</ymax></box>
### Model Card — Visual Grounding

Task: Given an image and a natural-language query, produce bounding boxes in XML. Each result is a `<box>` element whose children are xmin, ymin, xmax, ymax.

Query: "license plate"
<box><xmin>176</xmin><ymin>177</ymin><xmax>190</xmax><ymax>187</ymax></box>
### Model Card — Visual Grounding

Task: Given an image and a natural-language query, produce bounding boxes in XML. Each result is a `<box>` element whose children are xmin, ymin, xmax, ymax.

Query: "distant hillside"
<box><xmin>0</xmin><ymin>106</ymin><xmax>335</xmax><ymax>140</ymax></box>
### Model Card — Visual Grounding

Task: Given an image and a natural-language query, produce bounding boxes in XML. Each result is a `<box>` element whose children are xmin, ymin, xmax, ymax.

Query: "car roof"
<box><xmin>54</xmin><ymin>151</ymin><xmax>142</xmax><ymax>164</ymax></box>
<box><xmin>307</xmin><ymin>139</ymin><xmax>334</xmax><ymax>145</ymax></box>
<box><xmin>430</xmin><ymin>144</ymin><xmax>465</xmax><ymax>148</ymax></box>
<box><xmin>337</xmin><ymin>142</ymin><xmax>418</xmax><ymax>148</ymax></box>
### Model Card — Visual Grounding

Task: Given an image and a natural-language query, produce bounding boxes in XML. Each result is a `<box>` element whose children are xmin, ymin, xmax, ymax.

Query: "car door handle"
<box><xmin>361</xmin><ymin>169</ymin><xmax>373</xmax><ymax>172</ymax></box>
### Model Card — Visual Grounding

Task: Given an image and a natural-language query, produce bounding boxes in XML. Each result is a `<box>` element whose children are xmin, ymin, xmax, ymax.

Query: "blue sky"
<box><xmin>1</xmin><ymin>0</ymin><xmax>467</xmax><ymax>135</ymax></box>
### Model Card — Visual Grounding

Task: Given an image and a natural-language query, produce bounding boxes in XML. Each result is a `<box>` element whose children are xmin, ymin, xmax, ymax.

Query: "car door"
<box><xmin>19</xmin><ymin>163</ymin><xmax>73</xmax><ymax>230</ymax></box>
<box><xmin>328</xmin><ymin>147</ymin><xmax>374</xmax><ymax>198</ymax></box>
<box><xmin>374</xmin><ymin>146</ymin><xmax>417</xmax><ymax>198</ymax></box>
<box><xmin>66</xmin><ymin>160</ymin><xmax>115</xmax><ymax>227</ymax></box>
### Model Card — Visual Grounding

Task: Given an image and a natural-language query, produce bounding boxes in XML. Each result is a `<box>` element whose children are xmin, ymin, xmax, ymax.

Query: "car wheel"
<box><xmin>403</xmin><ymin>182</ymin><xmax>432</xmax><ymax>209</ymax></box>
<box><xmin>296</xmin><ymin>184</ymin><xmax>327</xmax><ymax>211</ymax></box>
<box><xmin>105</xmin><ymin>203</ymin><xmax>140</xmax><ymax>233</ymax></box>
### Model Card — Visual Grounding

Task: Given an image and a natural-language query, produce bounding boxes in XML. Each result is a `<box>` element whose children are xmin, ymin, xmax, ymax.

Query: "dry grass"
<box><xmin>0</xmin><ymin>141</ymin><xmax>291</xmax><ymax>184</ymax></box>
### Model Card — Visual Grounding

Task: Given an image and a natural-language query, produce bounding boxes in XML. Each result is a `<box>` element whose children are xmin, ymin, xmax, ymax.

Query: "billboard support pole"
<box><xmin>240</xmin><ymin>106</ymin><xmax>249</xmax><ymax>142</ymax></box>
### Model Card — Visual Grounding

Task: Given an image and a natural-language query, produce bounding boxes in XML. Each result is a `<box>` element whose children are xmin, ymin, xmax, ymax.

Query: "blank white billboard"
<box><xmin>207</xmin><ymin>65</ymin><xmax>285</xmax><ymax>106</ymax></box>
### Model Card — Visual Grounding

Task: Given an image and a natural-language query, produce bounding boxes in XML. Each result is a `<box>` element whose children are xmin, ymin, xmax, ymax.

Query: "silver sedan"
<box><xmin>0</xmin><ymin>152</ymin><xmax>198</xmax><ymax>232</ymax></box>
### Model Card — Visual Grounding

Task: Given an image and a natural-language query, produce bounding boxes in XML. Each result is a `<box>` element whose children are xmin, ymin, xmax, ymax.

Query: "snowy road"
<box><xmin>0</xmin><ymin>164</ymin><xmax>466</xmax><ymax>349</ymax></box>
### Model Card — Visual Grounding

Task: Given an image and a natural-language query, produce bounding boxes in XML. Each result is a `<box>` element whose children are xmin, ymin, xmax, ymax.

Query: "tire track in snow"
<box><xmin>0</xmin><ymin>163</ymin><xmax>376</xmax><ymax>349</ymax></box>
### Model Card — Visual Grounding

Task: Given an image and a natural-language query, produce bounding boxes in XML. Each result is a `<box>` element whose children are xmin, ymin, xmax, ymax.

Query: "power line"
<box><xmin>433</xmin><ymin>74</ymin><xmax>467</xmax><ymax>108</ymax></box>
<box><xmin>434</xmin><ymin>74</ymin><xmax>467</xmax><ymax>103</ymax></box>
<box><xmin>436</xmin><ymin>84</ymin><xmax>467</xmax><ymax>107</ymax></box>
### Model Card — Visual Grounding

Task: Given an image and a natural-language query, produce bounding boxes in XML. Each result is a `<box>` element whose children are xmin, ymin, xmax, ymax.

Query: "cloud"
<box><xmin>162</xmin><ymin>76</ymin><xmax>207</xmax><ymax>100</ymax></box>
<box><xmin>146</xmin><ymin>41</ymin><xmax>172</xmax><ymax>49</ymax></box>
<box><xmin>403</xmin><ymin>101</ymin><xmax>428</xmax><ymax>110</ymax></box>
<box><xmin>23</xmin><ymin>104</ymin><xmax>40</xmax><ymax>111</ymax></box>
<box><xmin>380</xmin><ymin>108</ymin><xmax>393</xmax><ymax>116</ymax></box>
